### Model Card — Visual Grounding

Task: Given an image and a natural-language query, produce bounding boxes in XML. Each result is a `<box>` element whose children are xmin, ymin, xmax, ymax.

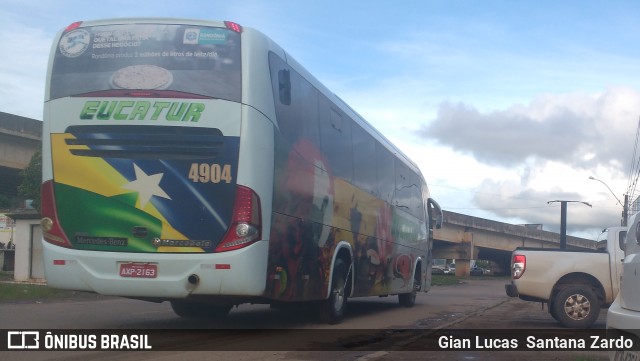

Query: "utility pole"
<box><xmin>547</xmin><ymin>200</ymin><xmax>592</xmax><ymax>249</ymax></box>
<box><xmin>589</xmin><ymin>176</ymin><xmax>627</xmax><ymax>227</ymax></box>
<box><xmin>623</xmin><ymin>194</ymin><xmax>629</xmax><ymax>227</ymax></box>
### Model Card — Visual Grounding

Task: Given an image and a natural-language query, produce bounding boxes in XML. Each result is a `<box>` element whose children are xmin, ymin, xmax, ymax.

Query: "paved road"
<box><xmin>1</xmin><ymin>278</ymin><xmax>610</xmax><ymax>360</ymax></box>
<box><xmin>0</xmin><ymin>278</ymin><xmax>509</xmax><ymax>330</ymax></box>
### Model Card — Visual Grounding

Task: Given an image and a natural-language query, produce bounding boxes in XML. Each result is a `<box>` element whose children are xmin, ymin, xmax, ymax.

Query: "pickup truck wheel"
<box><xmin>549</xmin><ymin>303</ymin><xmax>559</xmax><ymax>321</ymax></box>
<box><xmin>552</xmin><ymin>286</ymin><xmax>600</xmax><ymax>328</ymax></box>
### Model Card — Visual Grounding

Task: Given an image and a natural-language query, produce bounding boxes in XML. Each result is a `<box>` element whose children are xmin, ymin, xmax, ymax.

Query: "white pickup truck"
<box><xmin>607</xmin><ymin>215</ymin><xmax>640</xmax><ymax>361</ymax></box>
<box><xmin>505</xmin><ymin>227</ymin><xmax>626</xmax><ymax>328</ymax></box>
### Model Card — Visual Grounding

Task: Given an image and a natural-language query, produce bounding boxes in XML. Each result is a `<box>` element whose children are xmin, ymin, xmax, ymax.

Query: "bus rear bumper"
<box><xmin>42</xmin><ymin>240</ymin><xmax>269</xmax><ymax>299</ymax></box>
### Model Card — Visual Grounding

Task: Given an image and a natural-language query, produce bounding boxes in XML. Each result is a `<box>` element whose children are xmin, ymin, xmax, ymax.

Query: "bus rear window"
<box><xmin>51</xmin><ymin>23</ymin><xmax>241</xmax><ymax>101</ymax></box>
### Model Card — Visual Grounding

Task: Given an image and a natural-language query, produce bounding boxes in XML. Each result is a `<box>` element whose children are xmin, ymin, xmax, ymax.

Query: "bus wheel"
<box><xmin>170</xmin><ymin>300</ymin><xmax>232</xmax><ymax>319</ymax></box>
<box><xmin>318</xmin><ymin>258</ymin><xmax>349</xmax><ymax>324</ymax></box>
<box><xmin>398</xmin><ymin>272</ymin><xmax>420</xmax><ymax>307</ymax></box>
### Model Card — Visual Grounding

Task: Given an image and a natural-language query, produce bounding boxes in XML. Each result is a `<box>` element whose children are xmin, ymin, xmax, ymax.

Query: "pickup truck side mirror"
<box><xmin>619</xmin><ymin>230</ymin><xmax>626</xmax><ymax>251</ymax></box>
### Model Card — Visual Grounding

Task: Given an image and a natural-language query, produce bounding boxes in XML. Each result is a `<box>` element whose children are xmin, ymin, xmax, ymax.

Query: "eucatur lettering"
<box><xmin>80</xmin><ymin>101</ymin><xmax>204</xmax><ymax>122</ymax></box>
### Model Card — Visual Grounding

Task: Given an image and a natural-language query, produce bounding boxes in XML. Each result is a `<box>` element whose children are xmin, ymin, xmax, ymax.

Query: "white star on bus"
<box><xmin>122</xmin><ymin>163</ymin><xmax>172</xmax><ymax>208</ymax></box>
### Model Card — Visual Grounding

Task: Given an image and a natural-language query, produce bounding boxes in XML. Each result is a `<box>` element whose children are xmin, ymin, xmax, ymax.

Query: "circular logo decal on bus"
<box><xmin>59</xmin><ymin>29</ymin><xmax>90</xmax><ymax>58</ymax></box>
<box><xmin>183</xmin><ymin>28</ymin><xmax>200</xmax><ymax>44</ymax></box>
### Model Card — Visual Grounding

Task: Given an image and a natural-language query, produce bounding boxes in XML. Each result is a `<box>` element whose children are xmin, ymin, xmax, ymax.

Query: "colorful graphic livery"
<box><xmin>42</xmin><ymin>19</ymin><xmax>442</xmax><ymax>323</ymax></box>
<box><xmin>49</xmin><ymin>124</ymin><xmax>238</xmax><ymax>253</ymax></box>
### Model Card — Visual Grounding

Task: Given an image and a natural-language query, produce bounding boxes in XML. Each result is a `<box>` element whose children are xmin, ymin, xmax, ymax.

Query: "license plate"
<box><xmin>119</xmin><ymin>263</ymin><xmax>158</xmax><ymax>278</ymax></box>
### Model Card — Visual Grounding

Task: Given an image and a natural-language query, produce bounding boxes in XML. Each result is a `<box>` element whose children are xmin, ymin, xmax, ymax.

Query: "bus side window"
<box><xmin>393</xmin><ymin>162</ymin><xmax>423</xmax><ymax>220</ymax></box>
<box><xmin>352</xmin><ymin>123</ymin><xmax>376</xmax><ymax>194</ymax></box>
<box><xmin>375</xmin><ymin>143</ymin><xmax>394</xmax><ymax>204</ymax></box>
<box><xmin>290</xmin><ymin>69</ymin><xmax>320</xmax><ymax>146</ymax></box>
<box><xmin>409</xmin><ymin>172</ymin><xmax>423</xmax><ymax>220</ymax></box>
<box><xmin>319</xmin><ymin>97</ymin><xmax>353</xmax><ymax>182</ymax></box>
<box><xmin>269</xmin><ymin>52</ymin><xmax>320</xmax><ymax>148</ymax></box>
<box><xmin>394</xmin><ymin>162</ymin><xmax>411</xmax><ymax>210</ymax></box>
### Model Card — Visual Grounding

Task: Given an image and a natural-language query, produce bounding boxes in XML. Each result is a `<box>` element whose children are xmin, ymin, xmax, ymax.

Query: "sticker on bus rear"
<box><xmin>183</xmin><ymin>28</ymin><xmax>228</xmax><ymax>45</ymax></box>
<box><xmin>59</xmin><ymin>29</ymin><xmax>90</xmax><ymax>58</ymax></box>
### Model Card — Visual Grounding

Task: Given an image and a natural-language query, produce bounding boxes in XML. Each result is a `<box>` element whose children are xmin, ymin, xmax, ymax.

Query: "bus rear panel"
<box><xmin>42</xmin><ymin>20</ymin><xmax>269</xmax><ymax>299</ymax></box>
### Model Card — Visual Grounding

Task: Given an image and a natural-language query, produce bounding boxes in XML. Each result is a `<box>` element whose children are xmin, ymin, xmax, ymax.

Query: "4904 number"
<box><xmin>188</xmin><ymin>163</ymin><xmax>233</xmax><ymax>184</ymax></box>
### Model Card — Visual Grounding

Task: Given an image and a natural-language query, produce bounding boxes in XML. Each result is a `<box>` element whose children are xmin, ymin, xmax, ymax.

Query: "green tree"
<box><xmin>475</xmin><ymin>260</ymin><xmax>491</xmax><ymax>268</ymax></box>
<box><xmin>0</xmin><ymin>194</ymin><xmax>10</xmax><ymax>209</ymax></box>
<box><xmin>18</xmin><ymin>151</ymin><xmax>42</xmax><ymax>211</ymax></box>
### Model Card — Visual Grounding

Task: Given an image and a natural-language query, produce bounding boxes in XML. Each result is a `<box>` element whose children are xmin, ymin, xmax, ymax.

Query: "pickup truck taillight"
<box><xmin>512</xmin><ymin>254</ymin><xmax>526</xmax><ymax>279</ymax></box>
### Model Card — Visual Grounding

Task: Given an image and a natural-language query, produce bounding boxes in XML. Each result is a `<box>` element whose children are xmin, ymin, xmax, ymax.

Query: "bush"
<box><xmin>18</xmin><ymin>151</ymin><xmax>41</xmax><ymax>211</ymax></box>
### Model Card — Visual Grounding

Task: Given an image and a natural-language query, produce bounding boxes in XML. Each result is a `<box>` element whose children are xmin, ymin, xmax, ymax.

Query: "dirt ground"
<box><xmin>283</xmin><ymin>297</ymin><xmax>610</xmax><ymax>361</ymax></box>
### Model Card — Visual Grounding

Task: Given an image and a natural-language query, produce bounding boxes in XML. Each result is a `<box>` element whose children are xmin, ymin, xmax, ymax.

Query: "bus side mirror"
<box><xmin>278</xmin><ymin>69</ymin><xmax>291</xmax><ymax>105</ymax></box>
<box><xmin>619</xmin><ymin>230</ymin><xmax>627</xmax><ymax>251</ymax></box>
<box><xmin>428</xmin><ymin>198</ymin><xmax>443</xmax><ymax>230</ymax></box>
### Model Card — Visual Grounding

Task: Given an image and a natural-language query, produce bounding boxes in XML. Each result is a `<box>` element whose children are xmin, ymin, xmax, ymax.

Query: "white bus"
<box><xmin>41</xmin><ymin>18</ymin><xmax>442</xmax><ymax>323</ymax></box>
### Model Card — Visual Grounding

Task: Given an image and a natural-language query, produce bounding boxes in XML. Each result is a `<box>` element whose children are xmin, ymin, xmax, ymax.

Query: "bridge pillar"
<box><xmin>433</xmin><ymin>231</ymin><xmax>479</xmax><ymax>276</ymax></box>
<box><xmin>455</xmin><ymin>259</ymin><xmax>471</xmax><ymax>277</ymax></box>
<box><xmin>456</xmin><ymin>232</ymin><xmax>474</xmax><ymax>277</ymax></box>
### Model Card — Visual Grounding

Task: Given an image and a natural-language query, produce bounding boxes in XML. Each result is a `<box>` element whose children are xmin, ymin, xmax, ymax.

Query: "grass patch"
<box><xmin>0</xmin><ymin>271</ymin><xmax>13</xmax><ymax>282</ymax></box>
<box><xmin>0</xmin><ymin>271</ymin><xmax>77</xmax><ymax>301</ymax></box>
<box><xmin>431</xmin><ymin>274</ymin><xmax>510</xmax><ymax>286</ymax></box>
<box><xmin>0</xmin><ymin>282</ymin><xmax>75</xmax><ymax>301</ymax></box>
<box><xmin>431</xmin><ymin>275</ymin><xmax>463</xmax><ymax>286</ymax></box>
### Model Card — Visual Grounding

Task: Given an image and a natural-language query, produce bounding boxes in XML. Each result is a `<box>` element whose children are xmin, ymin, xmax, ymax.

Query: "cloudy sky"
<box><xmin>3</xmin><ymin>0</ymin><xmax>640</xmax><ymax>238</ymax></box>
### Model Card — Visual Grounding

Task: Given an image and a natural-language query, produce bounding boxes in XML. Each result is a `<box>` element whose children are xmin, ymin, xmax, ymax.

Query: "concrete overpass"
<box><xmin>0</xmin><ymin>112</ymin><xmax>41</xmax><ymax>201</ymax></box>
<box><xmin>433</xmin><ymin>210</ymin><xmax>599</xmax><ymax>276</ymax></box>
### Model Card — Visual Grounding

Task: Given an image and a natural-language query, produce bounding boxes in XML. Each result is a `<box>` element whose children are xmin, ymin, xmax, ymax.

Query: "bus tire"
<box><xmin>551</xmin><ymin>285</ymin><xmax>600</xmax><ymax>328</ymax></box>
<box><xmin>398</xmin><ymin>271</ymin><xmax>420</xmax><ymax>307</ymax></box>
<box><xmin>170</xmin><ymin>300</ymin><xmax>232</xmax><ymax>319</ymax></box>
<box><xmin>317</xmin><ymin>258</ymin><xmax>349</xmax><ymax>324</ymax></box>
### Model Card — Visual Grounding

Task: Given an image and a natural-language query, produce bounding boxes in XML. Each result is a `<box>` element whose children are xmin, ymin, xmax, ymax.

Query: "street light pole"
<box><xmin>547</xmin><ymin>200</ymin><xmax>592</xmax><ymax>249</ymax></box>
<box><xmin>589</xmin><ymin>176</ymin><xmax>628</xmax><ymax>226</ymax></box>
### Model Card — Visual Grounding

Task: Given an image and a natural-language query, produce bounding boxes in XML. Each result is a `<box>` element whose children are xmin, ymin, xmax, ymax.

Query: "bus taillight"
<box><xmin>64</xmin><ymin>21</ymin><xmax>83</xmax><ymax>32</ymax></box>
<box><xmin>215</xmin><ymin>185</ymin><xmax>261</xmax><ymax>252</ymax></box>
<box><xmin>41</xmin><ymin>181</ymin><xmax>72</xmax><ymax>248</ymax></box>
<box><xmin>224</xmin><ymin>21</ymin><xmax>243</xmax><ymax>33</ymax></box>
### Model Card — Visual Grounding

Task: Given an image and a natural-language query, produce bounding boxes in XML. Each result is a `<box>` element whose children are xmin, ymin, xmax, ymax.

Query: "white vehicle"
<box><xmin>41</xmin><ymin>18</ymin><xmax>443</xmax><ymax>324</ymax></box>
<box><xmin>506</xmin><ymin>227</ymin><xmax>626</xmax><ymax>328</ymax></box>
<box><xmin>607</xmin><ymin>213</ymin><xmax>640</xmax><ymax>361</ymax></box>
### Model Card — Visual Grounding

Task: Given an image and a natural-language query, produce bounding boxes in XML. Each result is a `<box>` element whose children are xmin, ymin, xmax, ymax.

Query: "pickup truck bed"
<box><xmin>505</xmin><ymin>228</ymin><xmax>625</xmax><ymax>329</ymax></box>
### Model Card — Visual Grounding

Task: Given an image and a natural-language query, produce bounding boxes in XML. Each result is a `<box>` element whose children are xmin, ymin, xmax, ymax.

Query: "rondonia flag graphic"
<box><xmin>50</xmin><ymin>125</ymin><xmax>239</xmax><ymax>253</ymax></box>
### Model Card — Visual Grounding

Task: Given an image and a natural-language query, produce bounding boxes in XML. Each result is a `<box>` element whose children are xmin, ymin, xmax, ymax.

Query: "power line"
<box><xmin>627</xmin><ymin>117</ymin><xmax>640</xmax><ymax>201</ymax></box>
<box><xmin>429</xmin><ymin>183</ymin><xmax>553</xmax><ymax>204</ymax></box>
<box><xmin>445</xmin><ymin>206</ymin><xmax>555</xmax><ymax>210</ymax></box>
